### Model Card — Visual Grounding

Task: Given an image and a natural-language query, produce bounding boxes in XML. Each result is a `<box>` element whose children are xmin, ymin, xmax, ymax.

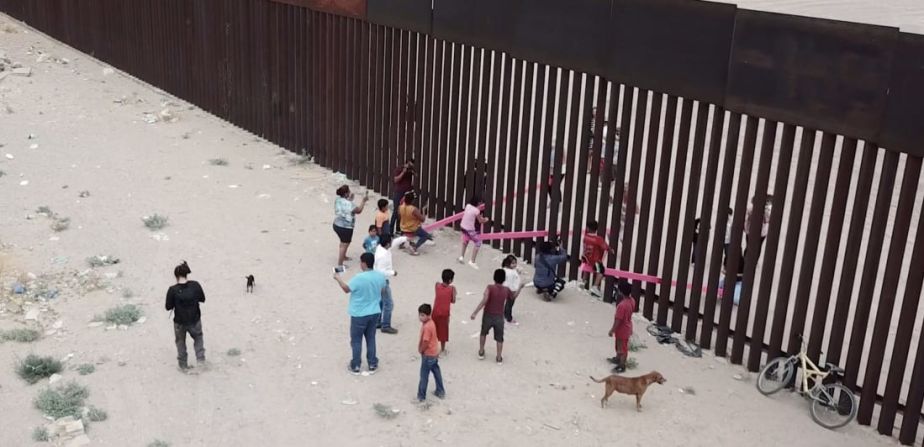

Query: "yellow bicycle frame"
<box><xmin>798</xmin><ymin>341</ymin><xmax>830</xmax><ymax>394</ymax></box>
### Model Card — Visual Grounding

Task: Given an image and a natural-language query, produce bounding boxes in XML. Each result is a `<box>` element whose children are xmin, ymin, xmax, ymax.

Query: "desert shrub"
<box><xmin>226</xmin><ymin>348</ymin><xmax>241</xmax><ymax>357</ymax></box>
<box><xmin>97</xmin><ymin>304</ymin><xmax>142</xmax><ymax>325</ymax></box>
<box><xmin>629</xmin><ymin>337</ymin><xmax>647</xmax><ymax>352</ymax></box>
<box><xmin>373</xmin><ymin>403</ymin><xmax>400</xmax><ymax>419</ymax></box>
<box><xmin>121</xmin><ymin>288</ymin><xmax>134</xmax><ymax>299</ymax></box>
<box><xmin>50</xmin><ymin>217</ymin><xmax>70</xmax><ymax>232</ymax></box>
<box><xmin>34</xmin><ymin>381</ymin><xmax>89</xmax><ymax>418</ymax></box>
<box><xmin>32</xmin><ymin>426</ymin><xmax>49</xmax><ymax>442</ymax></box>
<box><xmin>626</xmin><ymin>357</ymin><xmax>638</xmax><ymax>370</ymax></box>
<box><xmin>142</xmin><ymin>214</ymin><xmax>169</xmax><ymax>230</ymax></box>
<box><xmin>85</xmin><ymin>406</ymin><xmax>107</xmax><ymax>422</ymax></box>
<box><xmin>1</xmin><ymin>328</ymin><xmax>41</xmax><ymax>342</ymax></box>
<box><xmin>208</xmin><ymin>158</ymin><xmax>228</xmax><ymax>166</ymax></box>
<box><xmin>77</xmin><ymin>364</ymin><xmax>95</xmax><ymax>375</ymax></box>
<box><xmin>36</xmin><ymin>206</ymin><xmax>53</xmax><ymax>216</ymax></box>
<box><xmin>86</xmin><ymin>255</ymin><xmax>120</xmax><ymax>267</ymax></box>
<box><xmin>17</xmin><ymin>354</ymin><xmax>63</xmax><ymax>384</ymax></box>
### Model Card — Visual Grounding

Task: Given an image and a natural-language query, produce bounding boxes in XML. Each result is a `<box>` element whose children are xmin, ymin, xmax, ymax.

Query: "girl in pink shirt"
<box><xmin>458</xmin><ymin>196</ymin><xmax>489</xmax><ymax>269</ymax></box>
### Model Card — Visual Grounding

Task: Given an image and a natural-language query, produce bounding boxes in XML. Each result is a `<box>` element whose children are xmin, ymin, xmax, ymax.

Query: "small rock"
<box><xmin>19</xmin><ymin>180</ymin><xmax>28</xmax><ymax>186</ymax></box>
<box><xmin>117</xmin><ymin>361</ymin><xmax>127</xmax><ymax>366</ymax></box>
<box><xmin>52</xmin><ymin>319</ymin><xmax>64</xmax><ymax>329</ymax></box>
<box><xmin>105</xmin><ymin>324</ymin><xmax>116</xmax><ymax>331</ymax></box>
<box><xmin>25</xmin><ymin>308</ymin><xmax>39</xmax><ymax>320</ymax></box>
<box><xmin>102</xmin><ymin>67</ymin><xmax>114</xmax><ymax>75</ymax></box>
<box><xmin>11</xmin><ymin>66</ymin><xmax>31</xmax><ymax>76</ymax></box>
<box><xmin>117</xmin><ymin>324</ymin><xmax>128</xmax><ymax>331</ymax></box>
<box><xmin>136</xmin><ymin>316</ymin><xmax>147</xmax><ymax>324</ymax></box>
<box><xmin>4</xmin><ymin>153</ymin><xmax>12</xmax><ymax>159</ymax></box>
<box><xmin>27</xmin><ymin>133</ymin><xmax>37</xmax><ymax>140</ymax></box>
<box><xmin>62</xmin><ymin>417</ymin><xmax>84</xmax><ymax>435</ymax></box>
<box><xmin>29</xmin><ymin>143</ymin><xmax>38</xmax><ymax>149</ymax></box>
<box><xmin>48</xmin><ymin>373</ymin><xmax>62</xmax><ymax>384</ymax></box>
<box><xmin>88</xmin><ymin>322</ymin><xmax>103</xmax><ymax>328</ymax></box>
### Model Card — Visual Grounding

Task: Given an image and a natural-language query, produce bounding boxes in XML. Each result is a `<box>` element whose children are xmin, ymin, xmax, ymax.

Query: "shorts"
<box><xmin>333</xmin><ymin>224</ymin><xmax>353</xmax><ymax>243</ymax></box>
<box><xmin>614</xmin><ymin>338</ymin><xmax>629</xmax><ymax>356</ymax></box>
<box><xmin>480</xmin><ymin>314</ymin><xmax>505</xmax><ymax>342</ymax></box>
<box><xmin>461</xmin><ymin>228</ymin><xmax>482</xmax><ymax>247</ymax></box>
<box><xmin>585</xmin><ymin>261</ymin><xmax>604</xmax><ymax>274</ymax></box>
<box><xmin>433</xmin><ymin>315</ymin><xmax>450</xmax><ymax>342</ymax></box>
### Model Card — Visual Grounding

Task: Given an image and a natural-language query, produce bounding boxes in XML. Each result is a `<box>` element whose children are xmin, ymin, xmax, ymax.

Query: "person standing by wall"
<box><xmin>165</xmin><ymin>261</ymin><xmax>206</xmax><ymax>371</ymax></box>
<box><xmin>332</xmin><ymin>185</ymin><xmax>369</xmax><ymax>270</ymax></box>
<box><xmin>390</xmin><ymin>158</ymin><xmax>416</xmax><ymax>235</ymax></box>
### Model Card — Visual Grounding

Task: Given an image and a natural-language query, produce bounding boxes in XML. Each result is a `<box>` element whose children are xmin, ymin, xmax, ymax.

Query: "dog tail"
<box><xmin>589</xmin><ymin>375</ymin><xmax>605</xmax><ymax>383</ymax></box>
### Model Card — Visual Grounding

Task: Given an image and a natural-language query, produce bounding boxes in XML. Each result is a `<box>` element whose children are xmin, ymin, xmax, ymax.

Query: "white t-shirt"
<box><xmin>503</xmin><ymin>267</ymin><xmax>521</xmax><ymax>291</ymax></box>
<box><xmin>461</xmin><ymin>204</ymin><xmax>480</xmax><ymax>231</ymax></box>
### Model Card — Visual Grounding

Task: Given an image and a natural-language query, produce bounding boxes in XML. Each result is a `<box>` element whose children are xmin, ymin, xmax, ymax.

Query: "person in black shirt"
<box><xmin>165</xmin><ymin>261</ymin><xmax>206</xmax><ymax>370</ymax></box>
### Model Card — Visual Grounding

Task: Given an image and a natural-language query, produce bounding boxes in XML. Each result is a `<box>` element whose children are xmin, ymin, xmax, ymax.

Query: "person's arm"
<box><xmin>609</xmin><ymin>309</ymin><xmax>621</xmax><ymax>336</ymax></box>
<box><xmin>196</xmin><ymin>282</ymin><xmax>206</xmax><ymax>303</ymax></box>
<box><xmin>353</xmin><ymin>195</ymin><xmax>369</xmax><ymax>214</ymax></box>
<box><xmin>451</xmin><ymin>286</ymin><xmax>457</xmax><ymax>304</ymax></box>
<box><xmin>394</xmin><ymin>167</ymin><xmax>408</xmax><ymax>183</ymax></box>
<box><xmin>333</xmin><ymin>274</ymin><xmax>351</xmax><ymax>294</ymax></box>
<box><xmin>470</xmin><ymin>288</ymin><xmax>489</xmax><ymax>320</ymax></box>
<box><xmin>418</xmin><ymin>326</ymin><xmax>431</xmax><ymax>354</ymax></box>
<box><xmin>413</xmin><ymin>207</ymin><xmax>426</xmax><ymax>222</ymax></box>
<box><xmin>165</xmin><ymin>289</ymin><xmax>174</xmax><ymax>311</ymax></box>
<box><xmin>511</xmin><ymin>284</ymin><xmax>525</xmax><ymax>300</ymax></box>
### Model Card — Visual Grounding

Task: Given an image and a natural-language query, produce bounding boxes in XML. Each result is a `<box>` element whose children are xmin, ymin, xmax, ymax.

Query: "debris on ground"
<box><xmin>373</xmin><ymin>403</ymin><xmax>401</xmax><ymax>419</ymax></box>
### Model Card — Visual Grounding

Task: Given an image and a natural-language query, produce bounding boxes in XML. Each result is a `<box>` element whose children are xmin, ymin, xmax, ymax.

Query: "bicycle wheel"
<box><xmin>810</xmin><ymin>383</ymin><xmax>858</xmax><ymax>429</ymax></box>
<box><xmin>756</xmin><ymin>357</ymin><xmax>795</xmax><ymax>396</ymax></box>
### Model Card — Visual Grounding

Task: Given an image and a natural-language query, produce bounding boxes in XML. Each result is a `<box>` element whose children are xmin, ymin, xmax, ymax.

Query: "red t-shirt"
<box><xmin>612</xmin><ymin>297</ymin><xmax>636</xmax><ymax>339</ymax></box>
<box><xmin>485</xmin><ymin>284</ymin><xmax>512</xmax><ymax>316</ymax></box>
<box><xmin>433</xmin><ymin>283</ymin><xmax>455</xmax><ymax>317</ymax></box>
<box><xmin>394</xmin><ymin>166</ymin><xmax>413</xmax><ymax>193</ymax></box>
<box><xmin>583</xmin><ymin>233</ymin><xmax>608</xmax><ymax>264</ymax></box>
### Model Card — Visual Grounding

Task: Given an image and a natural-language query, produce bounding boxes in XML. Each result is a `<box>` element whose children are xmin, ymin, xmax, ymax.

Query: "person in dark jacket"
<box><xmin>533</xmin><ymin>240</ymin><xmax>569</xmax><ymax>301</ymax></box>
<box><xmin>165</xmin><ymin>261</ymin><xmax>206</xmax><ymax>370</ymax></box>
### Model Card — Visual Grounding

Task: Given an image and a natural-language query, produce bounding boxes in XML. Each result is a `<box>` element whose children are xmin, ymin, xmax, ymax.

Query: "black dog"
<box><xmin>246</xmin><ymin>275</ymin><xmax>255</xmax><ymax>293</ymax></box>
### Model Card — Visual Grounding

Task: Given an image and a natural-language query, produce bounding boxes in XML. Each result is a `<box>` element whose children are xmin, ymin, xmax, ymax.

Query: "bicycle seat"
<box><xmin>826</xmin><ymin>363</ymin><xmax>845</xmax><ymax>375</ymax></box>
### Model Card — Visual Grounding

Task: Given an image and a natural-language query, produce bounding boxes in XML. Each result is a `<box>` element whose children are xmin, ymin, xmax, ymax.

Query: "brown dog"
<box><xmin>589</xmin><ymin>371</ymin><xmax>666</xmax><ymax>411</ymax></box>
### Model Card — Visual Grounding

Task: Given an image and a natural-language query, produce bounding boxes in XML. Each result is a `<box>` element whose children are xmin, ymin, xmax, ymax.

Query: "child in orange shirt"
<box><xmin>432</xmin><ymin>269</ymin><xmax>457</xmax><ymax>353</ymax></box>
<box><xmin>375</xmin><ymin>199</ymin><xmax>391</xmax><ymax>235</ymax></box>
<box><xmin>417</xmin><ymin>304</ymin><xmax>446</xmax><ymax>401</ymax></box>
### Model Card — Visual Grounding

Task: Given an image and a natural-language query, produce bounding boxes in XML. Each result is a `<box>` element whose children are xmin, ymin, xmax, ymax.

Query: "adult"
<box><xmin>534</xmin><ymin>240</ymin><xmax>570</xmax><ymax>301</ymax></box>
<box><xmin>334</xmin><ymin>252</ymin><xmax>387</xmax><ymax>375</ymax></box>
<box><xmin>165</xmin><ymin>261</ymin><xmax>206</xmax><ymax>371</ymax></box>
<box><xmin>398</xmin><ymin>192</ymin><xmax>433</xmax><ymax>256</ymax></box>
<box><xmin>390</xmin><ymin>158</ymin><xmax>416</xmax><ymax>235</ymax></box>
<box><xmin>333</xmin><ymin>185</ymin><xmax>369</xmax><ymax>269</ymax></box>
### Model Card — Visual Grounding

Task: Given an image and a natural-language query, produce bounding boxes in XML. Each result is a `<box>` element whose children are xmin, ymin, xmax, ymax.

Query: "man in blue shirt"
<box><xmin>334</xmin><ymin>252</ymin><xmax>387</xmax><ymax>375</ymax></box>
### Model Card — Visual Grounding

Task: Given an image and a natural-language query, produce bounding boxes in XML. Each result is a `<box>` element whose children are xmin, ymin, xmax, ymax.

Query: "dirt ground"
<box><xmin>0</xmin><ymin>13</ymin><xmax>904</xmax><ymax>447</ymax></box>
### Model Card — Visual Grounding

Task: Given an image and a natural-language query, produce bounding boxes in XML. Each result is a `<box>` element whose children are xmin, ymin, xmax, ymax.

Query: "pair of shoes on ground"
<box><xmin>418</xmin><ymin>391</ymin><xmax>446</xmax><ymax>402</ymax></box>
<box><xmin>349</xmin><ymin>364</ymin><xmax>378</xmax><ymax>375</ymax></box>
<box><xmin>607</xmin><ymin>357</ymin><xmax>626</xmax><ymax>373</ymax></box>
<box><xmin>477</xmin><ymin>350</ymin><xmax>503</xmax><ymax>364</ymax></box>
<box><xmin>457</xmin><ymin>257</ymin><xmax>479</xmax><ymax>269</ymax></box>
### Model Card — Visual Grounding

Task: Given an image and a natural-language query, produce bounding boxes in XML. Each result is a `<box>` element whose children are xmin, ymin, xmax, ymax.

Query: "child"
<box><xmin>458</xmin><ymin>196</ymin><xmax>489</xmax><ymax>269</ymax></box>
<box><xmin>534</xmin><ymin>240</ymin><xmax>569</xmax><ymax>301</ymax></box>
<box><xmin>582</xmin><ymin>221</ymin><xmax>615</xmax><ymax>297</ymax></box>
<box><xmin>374</xmin><ymin>234</ymin><xmax>407</xmax><ymax>334</ymax></box>
<box><xmin>375</xmin><ymin>199</ymin><xmax>391</xmax><ymax>235</ymax></box>
<box><xmin>399</xmin><ymin>192</ymin><xmax>433</xmax><ymax>255</ymax></box>
<box><xmin>363</xmin><ymin>225</ymin><xmax>380</xmax><ymax>254</ymax></box>
<box><xmin>608</xmin><ymin>281</ymin><xmax>637</xmax><ymax>373</ymax></box>
<box><xmin>470</xmin><ymin>269</ymin><xmax>513</xmax><ymax>364</ymax></box>
<box><xmin>417</xmin><ymin>303</ymin><xmax>446</xmax><ymax>401</ymax></box>
<box><xmin>432</xmin><ymin>269</ymin><xmax>457</xmax><ymax>353</ymax></box>
<box><xmin>501</xmin><ymin>255</ymin><xmax>525</xmax><ymax>324</ymax></box>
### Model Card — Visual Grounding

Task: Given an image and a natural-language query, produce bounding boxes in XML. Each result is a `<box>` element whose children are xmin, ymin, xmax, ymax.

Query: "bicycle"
<box><xmin>756</xmin><ymin>336</ymin><xmax>858</xmax><ymax>429</ymax></box>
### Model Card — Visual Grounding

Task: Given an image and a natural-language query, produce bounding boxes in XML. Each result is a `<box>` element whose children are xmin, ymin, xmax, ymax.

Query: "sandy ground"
<box><xmin>0</xmin><ymin>12</ymin><xmax>907</xmax><ymax>447</ymax></box>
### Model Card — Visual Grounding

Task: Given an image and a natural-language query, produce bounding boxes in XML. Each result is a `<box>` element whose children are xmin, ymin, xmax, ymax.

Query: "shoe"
<box><xmin>478</xmin><ymin>350</ymin><xmax>485</xmax><ymax>360</ymax></box>
<box><xmin>468</xmin><ymin>261</ymin><xmax>479</xmax><ymax>270</ymax></box>
<box><xmin>368</xmin><ymin>365</ymin><xmax>378</xmax><ymax>375</ymax></box>
<box><xmin>496</xmin><ymin>356</ymin><xmax>503</xmax><ymax>364</ymax></box>
<box><xmin>434</xmin><ymin>391</ymin><xmax>446</xmax><ymax>399</ymax></box>
<box><xmin>590</xmin><ymin>287</ymin><xmax>602</xmax><ymax>297</ymax></box>
<box><xmin>542</xmin><ymin>292</ymin><xmax>552</xmax><ymax>302</ymax></box>
<box><xmin>457</xmin><ymin>256</ymin><xmax>465</xmax><ymax>264</ymax></box>
<box><xmin>348</xmin><ymin>365</ymin><xmax>361</xmax><ymax>375</ymax></box>
<box><xmin>381</xmin><ymin>327</ymin><xmax>398</xmax><ymax>334</ymax></box>
<box><xmin>611</xmin><ymin>365</ymin><xmax>626</xmax><ymax>374</ymax></box>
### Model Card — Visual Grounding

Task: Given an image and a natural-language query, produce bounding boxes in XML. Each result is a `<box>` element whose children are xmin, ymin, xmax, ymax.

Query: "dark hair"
<box><xmin>502</xmin><ymin>255</ymin><xmax>517</xmax><ymax>269</ymax></box>
<box><xmin>380</xmin><ymin>234</ymin><xmax>393</xmax><ymax>248</ymax></box>
<box><xmin>617</xmin><ymin>279</ymin><xmax>632</xmax><ymax>298</ymax></box>
<box><xmin>468</xmin><ymin>195</ymin><xmax>482</xmax><ymax>206</ymax></box>
<box><xmin>377</xmin><ymin>198</ymin><xmax>388</xmax><ymax>210</ymax></box>
<box><xmin>441</xmin><ymin>269</ymin><xmax>455</xmax><ymax>284</ymax></box>
<box><xmin>174</xmin><ymin>261</ymin><xmax>191</xmax><ymax>278</ymax></box>
<box><xmin>493</xmin><ymin>269</ymin><xmax>506</xmax><ymax>284</ymax></box>
<box><xmin>537</xmin><ymin>241</ymin><xmax>553</xmax><ymax>254</ymax></box>
<box><xmin>368</xmin><ymin>224</ymin><xmax>378</xmax><ymax>232</ymax></box>
<box><xmin>336</xmin><ymin>185</ymin><xmax>350</xmax><ymax>198</ymax></box>
<box><xmin>404</xmin><ymin>192</ymin><xmax>417</xmax><ymax>205</ymax></box>
<box><xmin>360</xmin><ymin>252</ymin><xmax>375</xmax><ymax>269</ymax></box>
<box><xmin>418</xmin><ymin>303</ymin><xmax>432</xmax><ymax>315</ymax></box>
<box><xmin>587</xmin><ymin>220</ymin><xmax>599</xmax><ymax>232</ymax></box>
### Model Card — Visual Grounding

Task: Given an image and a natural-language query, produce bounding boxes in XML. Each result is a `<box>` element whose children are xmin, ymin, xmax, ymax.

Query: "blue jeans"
<box><xmin>412</xmin><ymin>227</ymin><xmax>433</xmax><ymax>250</ymax></box>
<box><xmin>389</xmin><ymin>190</ymin><xmax>408</xmax><ymax>235</ymax></box>
<box><xmin>350</xmin><ymin>313</ymin><xmax>380</xmax><ymax>370</ymax></box>
<box><xmin>380</xmin><ymin>282</ymin><xmax>394</xmax><ymax>329</ymax></box>
<box><xmin>417</xmin><ymin>355</ymin><xmax>445</xmax><ymax>400</ymax></box>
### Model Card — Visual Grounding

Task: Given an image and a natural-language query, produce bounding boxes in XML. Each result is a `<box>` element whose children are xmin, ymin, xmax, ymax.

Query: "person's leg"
<box><xmin>431</xmin><ymin>357</ymin><xmax>446</xmax><ymax>397</ymax></box>
<box><xmin>593</xmin><ymin>272</ymin><xmax>604</xmax><ymax>290</ymax></box>
<box><xmin>174</xmin><ymin>323</ymin><xmax>188</xmax><ymax>368</ymax></box>
<box><xmin>380</xmin><ymin>283</ymin><xmax>394</xmax><ymax>330</ymax></box>
<box><xmin>364</xmin><ymin>314</ymin><xmax>379</xmax><ymax>369</ymax></box>
<box><xmin>338</xmin><ymin>242</ymin><xmax>349</xmax><ymax>267</ymax></box>
<box><xmin>478</xmin><ymin>336</ymin><xmax>487</xmax><ymax>358</ymax></box>
<box><xmin>190</xmin><ymin>320</ymin><xmax>206</xmax><ymax>362</ymax></box>
<box><xmin>504</xmin><ymin>298</ymin><xmax>514</xmax><ymax>323</ymax></box>
<box><xmin>349</xmin><ymin>317</ymin><xmax>363</xmax><ymax>370</ymax></box>
<box><xmin>413</xmin><ymin>228</ymin><xmax>432</xmax><ymax>250</ymax></box>
<box><xmin>417</xmin><ymin>356</ymin><xmax>430</xmax><ymax>401</ymax></box>
<box><xmin>390</xmin><ymin>191</ymin><xmax>404</xmax><ymax>235</ymax></box>
<box><xmin>495</xmin><ymin>318</ymin><xmax>505</xmax><ymax>362</ymax></box>
<box><xmin>470</xmin><ymin>244</ymin><xmax>481</xmax><ymax>263</ymax></box>
<box><xmin>459</xmin><ymin>238</ymin><xmax>469</xmax><ymax>262</ymax></box>
<box><xmin>497</xmin><ymin>342</ymin><xmax>504</xmax><ymax>361</ymax></box>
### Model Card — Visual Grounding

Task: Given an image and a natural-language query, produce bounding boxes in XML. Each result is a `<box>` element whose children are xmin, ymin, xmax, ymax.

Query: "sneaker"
<box><xmin>381</xmin><ymin>327</ymin><xmax>399</xmax><ymax>334</ymax></box>
<box><xmin>590</xmin><ymin>287</ymin><xmax>602</xmax><ymax>297</ymax></box>
<box><xmin>611</xmin><ymin>365</ymin><xmax>626</xmax><ymax>374</ymax></box>
<box><xmin>468</xmin><ymin>261</ymin><xmax>479</xmax><ymax>270</ymax></box>
<box><xmin>496</xmin><ymin>356</ymin><xmax>503</xmax><ymax>364</ymax></box>
<box><xmin>542</xmin><ymin>292</ymin><xmax>552</xmax><ymax>302</ymax></box>
<box><xmin>457</xmin><ymin>256</ymin><xmax>465</xmax><ymax>264</ymax></box>
<box><xmin>434</xmin><ymin>391</ymin><xmax>446</xmax><ymax>399</ymax></box>
<box><xmin>348</xmin><ymin>365</ymin><xmax>361</xmax><ymax>375</ymax></box>
<box><xmin>369</xmin><ymin>365</ymin><xmax>378</xmax><ymax>375</ymax></box>
<box><xmin>478</xmin><ymin>350</ymin><xmax>485</xmax><ymax>360</ymax></box>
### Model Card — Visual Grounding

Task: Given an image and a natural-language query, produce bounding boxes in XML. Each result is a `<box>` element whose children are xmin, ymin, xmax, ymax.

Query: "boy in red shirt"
<box><xmin>432</xmin><ymin>269</ymin><xmax>457</xmax><ymax>353</ymax></box>
<box><xmin>417</xmin><ymin>303</ymin><xmax>446</xmax><ymax>401</ymax></box>
<box><xmin>582</xmin><ymin>220</ymin><xmax>615</xmax><ymax>297</ymax></box>
<box><xmin>608</xmin><ymin>282</ymin><xmax>637</xmax><ymax>373</ymax></box>
<box><xmin>470</xmin><ymin>269</ymin><xmax>512</xmax><ymax>364</ymax></box>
